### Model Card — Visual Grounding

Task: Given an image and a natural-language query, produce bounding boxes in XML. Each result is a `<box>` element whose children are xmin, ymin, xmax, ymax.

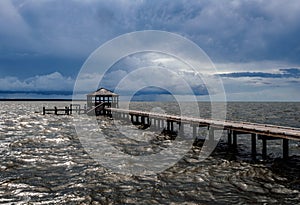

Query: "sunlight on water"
<box><xmin>0</xmin><ymin>101</ymin><xmax>299</xmax><ymax>204</ymax></box>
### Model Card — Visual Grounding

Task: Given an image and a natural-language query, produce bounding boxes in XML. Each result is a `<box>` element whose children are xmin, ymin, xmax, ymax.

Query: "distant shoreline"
<box><xmin>0</xmin><ymin>99</ymin><xmax>85</xmax><ymax>101</ymax></box>
<box><xmin>0</xmin><ymin>99</ymin><xmax>299</xmax><ymax>103</ymax></box>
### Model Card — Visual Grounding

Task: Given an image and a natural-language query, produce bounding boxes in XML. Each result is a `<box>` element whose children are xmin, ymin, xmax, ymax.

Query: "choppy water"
<box><xmin>0</xmin><ymin>101</ymin><xmax>300</xmax><ymax>204</ymax></box>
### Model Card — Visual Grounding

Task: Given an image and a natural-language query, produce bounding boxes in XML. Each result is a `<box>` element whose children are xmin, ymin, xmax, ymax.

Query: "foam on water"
<box><xmin>0</xmin><ymin>101</ymin><xmax>299</xmax><ymax>204</ymax></box>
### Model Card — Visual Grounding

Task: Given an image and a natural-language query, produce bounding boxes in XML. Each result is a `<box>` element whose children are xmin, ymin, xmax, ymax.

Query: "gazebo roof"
<box><xmin>87</xmin><ymin>88</ymin><xmax>119</xmax><ymax>97</ymax></box>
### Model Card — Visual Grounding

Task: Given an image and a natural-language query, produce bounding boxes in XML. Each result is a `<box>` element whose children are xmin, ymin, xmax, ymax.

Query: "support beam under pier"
<box><xmin>227</xmin><ymin>130</ymin><xmax>232</xmax><ymax>145</ymax></box>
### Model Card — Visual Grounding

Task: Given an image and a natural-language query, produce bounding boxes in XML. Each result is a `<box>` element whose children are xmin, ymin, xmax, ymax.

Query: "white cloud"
<box><xmin>0</xmin><ymin>72</ymin><xmax>74</xmax><ymax>91</ymax></box>
<box><xmin>1</xmin><ymin>0</ymin><xmax>300</xmax><ymax>101</ymax></box>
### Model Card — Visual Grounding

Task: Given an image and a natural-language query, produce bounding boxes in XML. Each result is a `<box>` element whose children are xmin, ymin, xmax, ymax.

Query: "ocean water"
<box><xmin>0</xmin><ymin>101</ymin><xmax>300</xmax><ymax>204</ymax></box>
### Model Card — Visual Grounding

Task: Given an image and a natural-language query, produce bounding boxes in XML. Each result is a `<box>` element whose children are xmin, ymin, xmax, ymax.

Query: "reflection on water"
<box><xmin>0</xmin><ymin>101</ymin><xmax>300</xmax><ymax>204</ymax></box>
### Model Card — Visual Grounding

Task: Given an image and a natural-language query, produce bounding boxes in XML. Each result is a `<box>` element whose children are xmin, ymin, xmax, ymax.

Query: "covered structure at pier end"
<box><xmin>86</xmin><ymin>88</ymin><xmax>119</xmax><ymax>110</ymax></box>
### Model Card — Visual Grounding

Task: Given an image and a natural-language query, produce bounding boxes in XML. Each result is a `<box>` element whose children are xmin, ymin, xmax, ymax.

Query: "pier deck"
<box><xmin>107</xmin><ymin>107</ymin><xmax>300</xmax><ymax>141</ymax></box>
<box><xmin>41</xmin><ymin>103</ymin><xmax>300</xmax><ymax>159</ymax></box>
<box><xmin>105</xmin><ymin>107</ymin><xmax>300</xmax><ymax>159</ymax></box>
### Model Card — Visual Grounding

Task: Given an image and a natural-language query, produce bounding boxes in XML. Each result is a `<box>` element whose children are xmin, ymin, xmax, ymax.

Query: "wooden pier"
<box><xmin>43</xmin><ymin>104</ymin><xmax>86</xmax><ymax>115</ymax></box>
<box><xmin>42</xmin><ymin>103</ymin><xmax>300</xmax><ymax>160</ymax></box>
<box><xmin>41</xmin><ymin>88</ymin><xmax>300</xmax><ymax>160</ymax></box>
<box><xmin>103</xmin><ymin>107</ymin><xmax>300</xmax><ymax>160</ymax></box>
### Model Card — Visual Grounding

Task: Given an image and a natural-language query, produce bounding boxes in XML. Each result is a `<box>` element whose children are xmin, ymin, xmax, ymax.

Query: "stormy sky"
<box><xmin>0</xmin><ymin>0</ymin><xmax>299</xmax><ymax>100</ymax></box>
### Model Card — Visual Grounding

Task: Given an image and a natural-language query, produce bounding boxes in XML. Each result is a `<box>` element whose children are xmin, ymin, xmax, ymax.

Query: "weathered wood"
<box><xmin>167</xmin><ymin>120</ymin><xmax>170</xmax><ymax>131</ymax></box>
<box><xmin>43</xmin><ymin>104</ymin><xmax>86</xmax><ymax>116</ymax></box>
<box><xmin>42</xmin><ymin>103</ymin><xmax>300</xmax><ymax>160</ymax></box>
<box><xmin>154</xmin><ymin>119</ymin><xmax>157</xmax><ymax>129</ymax></box>
<box><xmin>86</xmin><ymin>102</ymin><xmax>106</xmax><ymax>115</ymax></box>
<box><xmin>227</xmin><ymin>130</ymin><xmax>232</xmax><ymax>145</ymax></box>
<box><xmin>106</xmin><ymin>107</ymin><xmax>300</xmax><ymax>141</ymax></box>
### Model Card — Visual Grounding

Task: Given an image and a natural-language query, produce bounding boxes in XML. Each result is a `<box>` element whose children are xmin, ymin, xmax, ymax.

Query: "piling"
<box><xmin>262</xmin><ymin>136</ymin><xmax>267</xmax><ymax>159</ymax></box>
<box><xmin>40</xmin><ymin>91</ymin><xmax>300</xmax><ymax>161</ymax></box>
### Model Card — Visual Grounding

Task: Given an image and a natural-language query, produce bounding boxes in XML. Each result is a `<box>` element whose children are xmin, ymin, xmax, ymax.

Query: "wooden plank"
<box><xmin>86</xmin><ymin>102</ymin><xmax>105</xmax><ymax>115</ymax></box>
<box><xmin>106</xmin><ymin>107</ymin><xmax>300</xmax><ymax>141</ymax></box>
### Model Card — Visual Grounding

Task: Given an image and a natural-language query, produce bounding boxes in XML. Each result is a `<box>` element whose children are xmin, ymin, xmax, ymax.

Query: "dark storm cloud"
<box><xmin>1</xmin><ymin>0</ymin><xmax>300</xmax><ymax>68</ymax></box>
<box><xmin>219</xmin><ymin>68</ymin><xmax>300</xmax><ymax>78</ymax></box>
<box><xmin>134</xmin><ymin>0</ymin><xmax>300</xmax><ymax>63</ymax></box>
<box><xmin>1</xmin><ymin>0</ymin><xmax>300</xmax><ymax>100</ymax></box>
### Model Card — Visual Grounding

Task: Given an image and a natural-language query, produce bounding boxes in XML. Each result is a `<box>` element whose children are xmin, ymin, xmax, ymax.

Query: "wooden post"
<box><xmin>130</xmin><ymin>114</ymin><xmax>133</xmax><ymax>124</ymax></box>
<box><xmin>54</xmin><ymin>107</ymin><xmax>57</xmax><ymax>115</ymax></box>
<box><xmin>65</xmin><ymin>107</ymin><xmax>68</xmax><ymax>115</ymax></box>
<box><xmin>43</xmin><ymin>107</ymin><xmax>46</xmax><ymax>115</ymax></box>
<box><xmin>150</xmin><ymin>119</ymin><xmax>153</xmax><ymax>129</ymax></box>
<box><xmin>262</xmin><ymin>136</ymin><xmax>267</xmax><ymax>159</ymax></box>
<box><xmin>233</xmin><ymin>130</ymin><xmax>237</xmax><ymax>149</ymax></box>
<box><xmin>227</xmin><ymin>130</ymin><xmax>232</xmax><ymax>145</ymax></box>
<box><xmin>283</xmin><ymin>138</ymin><xmax>289</xmax><ymax>159</ymax></box>
<box><xmin>70</xmin><ymin>104</ymin><xmax>72</xmax><ymax>115</ymax></box>
<box><xmin>167</xmin><ymin>120</ymin><xmax>170</xmax><ymax>131</ymax></box>
<box><xmin>138</xmin><ymin>115</ymin><xmax>141</xmax><ymax>123</ymax></box>
<box><xmin>141</xmin><ymin>116</ymin><xmax>145</xmax><ymax>125</ymax></box>
<box><xmin>251</xmin><ymin>133</ymin><xmax>257</xmax><ymax>159</ymax></box>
